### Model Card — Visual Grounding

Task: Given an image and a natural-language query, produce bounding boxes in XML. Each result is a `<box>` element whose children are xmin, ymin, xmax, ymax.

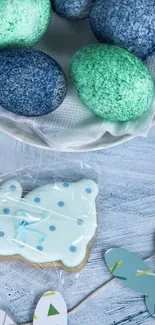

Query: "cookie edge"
<box><xmin>0</xmin><ymin>199</ymin><xmax>98</xmax><ymax>272</ymax></box>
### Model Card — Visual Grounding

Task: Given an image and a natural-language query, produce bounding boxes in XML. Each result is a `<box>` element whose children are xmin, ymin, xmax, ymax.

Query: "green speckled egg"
<box><xmin>0</xmin><ymin>0</ymin><xmax>51</xmax><ymax>48</ymax></box>
<box><xmin>70</xmin><ymin>44</ymin><xmax>154</xmax><ymax>121</ymax></box>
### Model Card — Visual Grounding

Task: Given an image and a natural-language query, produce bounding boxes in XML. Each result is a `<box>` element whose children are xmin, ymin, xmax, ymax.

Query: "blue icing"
<box><xmin>0</xmin><ymin>179</ymin><xmax>98</xmax><ymax>270</ymax></box>
<box><xmin>49</xmin><ymin>225</ymin><xmax>56</xmax><ymax>231</ymax></box>
<box><xmin>58</xmin><ymin>201</ymin><xmax>65</xmax><ymax>207</ymax></box>
<box><xmin>42</xmin><ymin>211</ymin><xmax>49</xmax><ymax>218</ymax></box>
<box><xmin>36</xmin><ymin>245</ymin><xmax>43</xmax><ymax>251</ymax></box>
<box><xmin>63</xmin><ymin>183</ymin><xmax>69</xmax><ymax>188</ymax></box>
<box><xmin>15</xmin><ymin>210</ymin><xmax>28</xmax><ymax>217</ymax></box>
<box><xmin>10</xmin><ymin>185</ymin><xmax>16</xmax><ymax>191</ymax></box>
<box><xmin>14</xmin><ymin>209</ymin><xmax>46</xmax><ymax>249</ymax></box>
<box><xmin>3</xmin><ymin>208</ymin><xmax>10</xmax><ymax>214</ymax></box>
<box><xmin>77</xmin><ymin>219</ymin><xmax>84</xmax><ymax>225</ymax></box>
<box><xmin>85</xmin><ymin>188</ymin><xmax>92</xmax><ymax>194</ymax></box>
<box><xmin>0</xmin><ymin>231</ymin><xmax>4</xmax><ymax>237</ymax></box>
<box><xmin>0</xmin><ymin>49</ymin><xmax>67</xmax><ymax>116</ymax></box>
<box><xmin>34</xmin><ymin>197</ymin><xmax>41</xmax><ymax>203</ymax></box>
<box><xmin>69</xmin><ymin>245</ymin><xmax>77</xmax><ymax>252</ymax></box>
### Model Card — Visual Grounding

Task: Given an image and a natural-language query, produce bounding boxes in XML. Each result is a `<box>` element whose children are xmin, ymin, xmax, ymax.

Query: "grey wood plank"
<box><xmin>0</xmin><ymin>127</ymin><xmax>154</xmax><ymax>324</ymax></box>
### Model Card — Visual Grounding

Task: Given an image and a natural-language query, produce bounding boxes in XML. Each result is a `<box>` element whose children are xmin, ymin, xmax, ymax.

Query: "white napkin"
<box><xmin>0</xmin><ymin>13</ymin><xmax>154</xmax><ymax>151</ymax></box>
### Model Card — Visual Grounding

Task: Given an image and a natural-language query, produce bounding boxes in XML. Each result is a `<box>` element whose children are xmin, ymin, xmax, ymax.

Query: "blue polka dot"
<box><xmin>0</xmin><ymin>231</ymin><xmax>4</xmax><ymax>237</ymax></box>
<box><xmin>63</xmin><ymin>183</ymin><xmax>69</xmax><ymax>188</ymax></box>
<box><xmin>49</xmin><ymin>225</ymin><xmax>56</xmax><ymax>232</ymax></box>
<box><xmin>85</xmin><ymin>188</ymin><xmax>92</xmax><ymax>194</ymax></box>
<box><xmin>10</xmin><ymin>185</ymin><xmax>16</xmax><ymax>191</ymax></box>
<box><xmin>36</xmin><ymin>245</ymin><xmax>43</xmax><ymax>251</ymax></box>
<box><xmin>3</xmin><ymin>208</ymin><xmax>10</xmax><ymax>214</ymax></box>
<box><xmin>77</xmin><ymin>219</ymin><xmax>84</xmax><ymax>225</ymax></box>
<box><xmin>58</xmin><ymin>201</ymin><xmax>64</xmax><ymax>207</ymax></box>
<box><xmin>69</xmin><ymin>245</ymin><xmax>76</xmax><ymax>252</ymax></box>
<box><xmin>34</xmin><ymin>197</ymin><xmax>40</xmax><ymax>203</ymax></box>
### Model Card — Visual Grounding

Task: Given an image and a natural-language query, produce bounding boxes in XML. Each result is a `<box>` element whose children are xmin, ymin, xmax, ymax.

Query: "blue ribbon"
<box><xmin>14</xmin><ymin>210</ymin><xmax>47</xmax><ymax>248</ymax></box>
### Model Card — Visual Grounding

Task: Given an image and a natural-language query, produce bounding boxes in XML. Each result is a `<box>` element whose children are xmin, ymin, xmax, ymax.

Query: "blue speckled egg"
<box><xmin>0</xmin><ymin>49</ymin><xmax>67</xmax><ymax>117</ymax></box>
<box><xmin>53</xmin><ymin>0</ymin><xmax>95</xmax><ymax>20</ymax></box>
<box><xmin>90</xmin><ymin>0</ymin><xmax>155</xmax><ymax>58</ymax></box>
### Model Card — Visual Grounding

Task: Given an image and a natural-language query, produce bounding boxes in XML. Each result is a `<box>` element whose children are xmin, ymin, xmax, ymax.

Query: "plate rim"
<box><xmin>0</xmin><ymin>121</ymin><xmax>134</xmax><ymax>152</ymax></box>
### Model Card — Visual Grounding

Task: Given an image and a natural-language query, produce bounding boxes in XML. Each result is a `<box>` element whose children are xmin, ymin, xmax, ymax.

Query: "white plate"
<box><xmin>0</xmin><ymin>13</ymin><xmax>153</xmax><ymax>152</ymax></box>
<box><xmin>0</xmin><ymin>117</ymin><xmax>133</xmax><ymax>152</ymax></box>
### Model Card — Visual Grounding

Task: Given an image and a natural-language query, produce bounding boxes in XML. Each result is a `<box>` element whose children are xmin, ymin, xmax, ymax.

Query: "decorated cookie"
<box><xmin>53</xmin><ymin>0</ymin><xmax>95</xmax><ymax>20</ymax></box>
<box><xmin>0</xmin><ymin>310</ymin><xmax>15</xmax><ymax>325</ymax></box>
<box><xmin>70</xmin><ymin>44</ymin><xmax>154</xmax><ymax>121</ymax></box>
<box><xmin>0</xmin><ymin>179</ymin><xmax>98</xmax><ymax>271</ymax></box>
<box><xmin>0</xmin><ymin>0</ymin><xmax>51</xmax><ymax>48</ymax></box>
<box><xmin>105</xmin><ymin>248</ymin><xmax>155</xmax><ymax>318</ymax></box>
<box><xmin>0</xmin><ymin>49</ymin><xmax>67</xmax><ymax>117</ymax></box>
<box><xmin>90</xmin><ymin>0</ymin><xmax>155</xmax><ymax>58</ymax></box>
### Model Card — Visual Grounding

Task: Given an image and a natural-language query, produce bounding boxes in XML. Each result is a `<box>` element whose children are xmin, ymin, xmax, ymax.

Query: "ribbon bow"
<box><xmin>14</xmin><ymin>210</ymin><xmax>46</xmax><ymax>248</ymax></box>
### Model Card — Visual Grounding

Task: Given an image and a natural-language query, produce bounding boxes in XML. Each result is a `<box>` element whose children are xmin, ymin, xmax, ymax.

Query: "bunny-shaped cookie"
<box><xmin>0</xmin><ymin>179</ymin><xmax>98</xmax><ymax>271</ymax></box>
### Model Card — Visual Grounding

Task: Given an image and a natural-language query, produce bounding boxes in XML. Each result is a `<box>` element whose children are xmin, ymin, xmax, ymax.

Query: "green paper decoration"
<box><xmin>48</xmin><ymin>304</ymin><xmax>60</xmax><ymax>317</ymax></box>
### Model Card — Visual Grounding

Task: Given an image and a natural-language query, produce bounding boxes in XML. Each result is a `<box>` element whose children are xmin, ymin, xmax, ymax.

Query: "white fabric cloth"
<box><xmin>0</xmin><ymin>13</ymin><xmax>155</xmax><ymax>150</ymax></box>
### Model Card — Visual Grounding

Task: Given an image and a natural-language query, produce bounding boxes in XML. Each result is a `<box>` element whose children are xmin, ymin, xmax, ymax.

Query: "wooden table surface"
<box><xmin>0</xmin><ymin>128</ymin><xmax>154</xmax><ymax>325</ymax></box>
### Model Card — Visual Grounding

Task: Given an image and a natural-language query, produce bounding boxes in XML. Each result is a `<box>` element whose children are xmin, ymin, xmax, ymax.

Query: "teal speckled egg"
<box><xmin>70</xmin><ymin>44</ymin><xmax>154</xmax><ymax>121</ymax></box>
<box><xmin>0</xmin><ymin>0</ymin><xmax>52</xmax><ymax>48</ymax></box>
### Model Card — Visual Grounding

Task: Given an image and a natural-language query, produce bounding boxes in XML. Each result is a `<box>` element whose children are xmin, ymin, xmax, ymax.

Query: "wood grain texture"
<box><xmin>0</xmin><ymin>128</ymin><xmax>155</xmax><ymax>325</ymax></box>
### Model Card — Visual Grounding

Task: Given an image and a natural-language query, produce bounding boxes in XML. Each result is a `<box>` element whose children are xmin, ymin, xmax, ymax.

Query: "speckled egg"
<box><xmin>53</xmin><ymin>0</ymin><xmax>95</xmax><ymax>20</ymax></box>
<box><xmin>0</xmin><ymin>49</ymin><xmax>67</xmax><ymax>117</ymax></box>
<box><xmin>0</xmin><ymin>0</ymin><xmax>51</xmax><ymax>48</ymax></box>
<box><xmin>70</xmin><ymin>45</ymin><xmax>154</xmax><ymax>121</ymax></box>
<box><xmin>90</xmin><ymin>0</ymin><xmax>155</xmax><ymax>58</ymax></box>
